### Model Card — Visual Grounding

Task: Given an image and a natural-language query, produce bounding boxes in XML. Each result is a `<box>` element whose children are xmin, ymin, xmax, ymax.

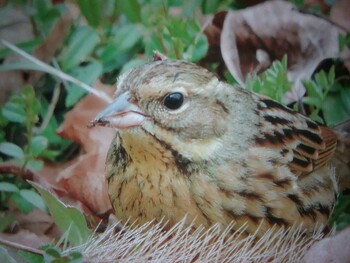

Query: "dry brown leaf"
<box><xmin>202</xmin><ymin>11</ymin><xmax>227</xmax><ymax>61</ymax></box>
<box><xmin>220</xmin><ymin>0</ymin><xmax>347</xmax><ymax>102</ymax></box>
<box><xmin>303</xmin><ymin>227</ymin><xmax>350</xmax><ymax>263</ymax></box>
<box><xmin>0</xmin><ymin>230</ymin><xmax>52</xmax><ymax>249</ymax></box>
<box><xmin>330</xmin><ymin>0</ymin><xmax>350</xmax><ymax>31</ymax></box>
<box><xmin>33</xmin><ymin>12</ymin><xmax>72</xmax><ymax>72</ymax></box>
<box><xmin>9</xmin><ymin>209</ymin><xmax>54</xmax><ymax>236</ymax></box>
<box><xmin>53</xmin><ymin>81</ymin><xmax>114</xmax><ymax>215</ymax></box>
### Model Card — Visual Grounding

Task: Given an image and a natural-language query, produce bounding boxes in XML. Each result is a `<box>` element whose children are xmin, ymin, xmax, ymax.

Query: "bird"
<box><xmin>91</xmin><ymin>59</ymin><xmax>349</xmax><ymax>239</ymax></box>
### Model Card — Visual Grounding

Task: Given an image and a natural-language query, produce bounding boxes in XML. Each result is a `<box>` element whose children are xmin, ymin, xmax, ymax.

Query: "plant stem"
<box><xmin>0</xmin><ymin>237</ymin><xmax>44</xmax><ymax>256</ymax></box>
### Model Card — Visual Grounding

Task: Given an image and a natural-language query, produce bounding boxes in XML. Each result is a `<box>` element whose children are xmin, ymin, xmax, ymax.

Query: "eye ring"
<box><xmin>163</xmin><ymin>92</ymin><xmax>184</xmax><ymax>110</ymax></box>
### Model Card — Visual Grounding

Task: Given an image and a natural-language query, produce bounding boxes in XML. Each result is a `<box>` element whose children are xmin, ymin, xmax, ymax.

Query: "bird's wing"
<box><xmin>254</xmin><ymin>98</ymin><xmax>337</xmax><ymax>176</ymax></box>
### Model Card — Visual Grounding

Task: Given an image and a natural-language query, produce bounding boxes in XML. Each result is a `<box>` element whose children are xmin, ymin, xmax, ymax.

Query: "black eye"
<box><xmin>163</xmin><ymin>92</ymin><xmax>184</xmax><ymax>110</ymax></box>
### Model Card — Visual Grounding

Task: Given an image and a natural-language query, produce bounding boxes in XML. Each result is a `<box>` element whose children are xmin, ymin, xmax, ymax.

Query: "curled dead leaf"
<box><xmin>0</xmin><ymin>230</ymin><xmax>52</xmax><ymax>249</ymax></box>
<box><xmin>303</xmin><ymin>227</ymin><xmax>350</xmax><ymax>263</ymax></box>
<box><xmin>330</xmin><ymin>0</ymin><xmax>350</xmax><ymax>32</ymax></box>
<box><xmin>220</xmin><ymin>0</ymin><xmax>347</xmax><ymax>102</ymax></box>
<box><xmin>54</xmin><ymin>81</ymin><xmax>114</xmax><ymax>215</ymax></box>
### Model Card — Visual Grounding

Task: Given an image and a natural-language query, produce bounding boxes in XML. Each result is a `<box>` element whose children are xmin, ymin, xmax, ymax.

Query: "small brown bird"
<box><xmin>93</xmin><ymin>60</ymin><xmax>349</xmax><ymax>238</ymax></box>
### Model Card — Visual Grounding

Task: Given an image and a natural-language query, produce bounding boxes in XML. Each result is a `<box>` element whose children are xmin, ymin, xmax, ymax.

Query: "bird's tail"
<box><xmin>332</xmin><ymin>120</ymin><xmax>350</xmax><ymax>192</ymax></box>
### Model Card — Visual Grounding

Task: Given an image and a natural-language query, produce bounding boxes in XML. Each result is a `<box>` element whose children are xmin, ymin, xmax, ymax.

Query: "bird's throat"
<box><xmin>119</xmin><ymin>130</ymin><xmax>175</xmax><ymax>169</ymax></box>
<box><xmin>106</xmin><ymin>130</ymin><xmax>212</xmax><ymax>228</ymax></box>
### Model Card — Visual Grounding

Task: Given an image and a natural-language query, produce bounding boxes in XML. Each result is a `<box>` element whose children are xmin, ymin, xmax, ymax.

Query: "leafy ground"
<box><xmin>0</xmin><ymin>0</ymin><xmax>350</xmax><ymax>262</ymax></box>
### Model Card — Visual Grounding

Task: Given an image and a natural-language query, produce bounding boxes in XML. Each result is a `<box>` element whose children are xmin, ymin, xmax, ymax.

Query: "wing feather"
<box><xmin>254</xmin><ymin>98</ymin><xmax>337</xmax><ymax>176</ymax></box>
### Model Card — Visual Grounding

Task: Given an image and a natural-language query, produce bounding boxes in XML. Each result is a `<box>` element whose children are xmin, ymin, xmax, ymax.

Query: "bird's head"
<box><xmin>93</xmin><ymin>60</ymin><xmax>233</xmax><ymax>161</ymax></box>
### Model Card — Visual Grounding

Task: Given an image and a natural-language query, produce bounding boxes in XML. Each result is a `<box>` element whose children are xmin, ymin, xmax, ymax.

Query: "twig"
<box><xmin>0</xmin><ymin>237</ymin><xmax>44</xmax><ymax>256</ymax></box>
<box><xmin>0</xmin><ymin>162</ymin><xmax>36</xmax><ymax>180</ymax></box>
<box><xmin>1</xmin><ymin>40</ymin><xmax>112</xmax><ymax>103</ymax></box>
<box><xmin>33</xmin><ymin>81</ymin><xmax>61</xmax><ymax>134</ymax></box>
<box><xmin>52</xmin><ymin>58</ymin><xmax>70</xmax><ymax>90</ymax></box>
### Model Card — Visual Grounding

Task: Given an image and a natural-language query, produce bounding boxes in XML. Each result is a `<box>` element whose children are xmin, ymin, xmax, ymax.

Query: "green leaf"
<box><xmin>34</xmin><ymin>0</ymin><xmax>50</xmax><ymax>20</ymax></box>
<box><xmin>187</xmin><ymin>34</ymin><xmax>208</xmax><ymax>61</ymax></box>
<box><xmin>18</xmin><ymin>250</ymin><xmax>44</xmax><ymax>263</ymax></box>
<box><xmin>0</xmin><ymin>142</ymin><xmax>24</xmax><ymax>159</ymax></box>
<box><xmin>65</xmin><ymin>61</ymin><xmax>102</xmax><ymax>107</ymax></box>
<box><xmin>338</xmin><ymin>33</ymin><xmax>350</xmax><ymax>51</ymax></box>
<box><xmin>30</xmin><ymin>182</ymin><xmax>92</xmax><ymax>246</ymax></box>
<box><xmin>60</xmin><ymin>26</ymin><xmax>100</xmax><ymax>71</ymax></box>
<box><xmin>303</xmin><ymin>80</ymin><xmax>323</xmax><ymax>100</ymax></box>
<box><xmin>39</xmin><ymin>149</ymin><xmax>60</xmax><ymax>161</ymax></box>
<box><xmin>26</xmin><ymin>159</ymin><xmax>44</xmax><ymax>171</ymax></box>
<box><xmin>68</xmin><ymin>251</ymin><xmax>84</xmax><ymax>262</ymax></box>
<box><xmin>120</xmin><ymin>0</ymin><xmax>141</xmax><ymax>23</ymax></box>
<box><xmin>315</xmin><ymin>71</ymin><xmax>328</xmax><ymax>90</ymax></box>
<box><xmin>10</xmin><ymin>192</ymin><xmax>34</xmax><ymax>213</ymax></box>
<box><xmin>202</xmin><ymin>0</ymin><xmax>220</xmax><ymax>14</ymax></box>
<box><xmin>309</xmin><ymin>111</ymin><xmax>324</xmax><ymax>124</ymax></box>
<box><xmin>100</xmin><ymin>24</ymin><xmax>142</xmax><ymax>63</ymax></box>
<box><xmin>2</xmin><ymin>101</ymin><xmax>26</xmax><ymax>123</ymax></box>
<box><xmin>111</xmin><ymin>24</ymin><xmax>142</xmax><ymax>52</ymax></box>
<box><xmin>77</xmin><ymin>0</ymin><xmax>101</xmax><ymax>28</ymax></box>
<box><xmin>144</xmin><ymin>35</ymin><xmax>164</xmax><ymax>57</ymax></box>
<box><xmin>302</xmin><ymin>97</ymin><xmax>321</xmax><ymax>107</ymax></box>
<box><xmin>20</xmin><ymin>86</ymin><xmax>41</xmax><ymax>123</ymax></box>
<box><xmin>44</xmin><ymin>248</ymin><xmax>61</xmax><ymax>259</ymax></box>
<box><xmin>0</xmin><ymin>214</ymin><xmax>15</xmax><ymax>232</ymax></box>
<box><xmin>30</xmin><ymin>136</ymin><xmax>48</xmax><ymax>157</ymax></box>
<box><xmin>340</xmin><ymin>86</ymin><xmax>350</xmax><ymax>110</ymax></box>
<box><xmin>120</xmin><ymin>59</ymin><xmax>146</xmax><ymax>74</ymax></box>
<box><xmin>65</xmin><ymin>86</ymin><xmax>87</xmax><ymax>108</ymax></box>
<box><xmin>323</xmin><ymin>93</ymin><xmax>350</xmax><ymax>127</ymax></box>
<box><xmin>328</xmin><ymin>66</ymin><xmax>335</xmax><ymax>84</ymax></box>
<box><xmin>245</xmin><ymin>56</ymin><xmax>292</xmax><ymax>103</ymax></box>
<box><xmin>20</xmin><ymin>189</ymin><xmax>47</xmax><ymax>211</ymax></box>
<box><xmin>0</xmin><ymin>182</ymin><xmax>19</xmax><ymax>192</ymax></box>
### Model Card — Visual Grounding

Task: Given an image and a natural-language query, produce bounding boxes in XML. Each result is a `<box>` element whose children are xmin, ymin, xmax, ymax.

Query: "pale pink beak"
<box><xmin>92</xmin><ymin>92</ymin><xmax>147</xmax><ymax>129</ymax></box>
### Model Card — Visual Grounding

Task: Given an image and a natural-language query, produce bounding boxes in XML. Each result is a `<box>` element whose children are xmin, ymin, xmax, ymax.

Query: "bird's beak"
<box><xmin>91</xmin><ymin>92</ymin><xmax>146</xmax><ymax>129</ymax></box>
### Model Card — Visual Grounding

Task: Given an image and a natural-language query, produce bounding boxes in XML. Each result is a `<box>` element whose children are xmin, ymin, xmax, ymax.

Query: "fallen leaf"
<box><xmin>220</xmin><ymin>0</ymin><xmax>347</xmax><ymax>102</ymax></box>
<box><xmin>330</xmin><ymin>0</ymin><xmax>350</xmax><ymax>31</ymax></box>
<box><xmin>303</xmin><ymin>227</ymin><xmax>350</xmax><ymax>263</ymax></box>
<box><xmin>9</xmin><ymin>209</ymin><xmax>54</xmax><ymax>235</ymax></box>
<box><xmin>0</xmin><ymin>230</ymin><xmax>52</xmax><ymax>249</ymax></box>
<box><xmin>200</xmin><ymin>11</ymin><xmax>227</xmax><ymax>76</ymax></box>
<box><xmin>54</xmin><ymin>81</ymin><xmax>114</xmax><ymax>215</ymax></box>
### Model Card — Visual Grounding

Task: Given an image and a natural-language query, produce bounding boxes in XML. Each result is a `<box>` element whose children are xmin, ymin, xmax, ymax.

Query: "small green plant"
<box><xmin>330</xmin><ymin>194</ymin><xmax>350</xmax><ymax>231</ymax></box>
<box><xmin>43</xmin><ymin>248</ymin><xmax>84</xmax><ymax>263</ymax></box>
<box><xmin>246</xmin><ymin>56</ymin><xmax>292</xmax><ymax>104</ymax></box>
<box><xmin>15</xmin><ymin>183</ymin><xmax>91</xmax><ymax>263</ymax></box>
<box><xmin>339</xmin><ymin>32</ymin><xmax>350</xmax><ymax>52</ymax></box>
<box><xmin>0</xmin><ymin>87</ymin><xmax>48</xmax><ymax>217</ymax></box>
<box><xmin>302</xmin><ymin>67</ymin><xmax>335</xmax><ymax>124</ymax></box>
<box><xmin>1</xmin><ymin>86</ymin><xmax>46</xmax><ymax>171</ymax></box>
<box><xmin>303</xmin><ymin>66</ymin><xmax>350</xmax><ymax>126</ymax></box>
<box><xmin>17</xmin><ymin>243</ymin><xmax>84</xmax><ymax>263</ymax></box>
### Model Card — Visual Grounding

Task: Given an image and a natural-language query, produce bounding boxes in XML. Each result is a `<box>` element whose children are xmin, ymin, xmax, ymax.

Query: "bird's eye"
<box><xmin>163</xmin><ymin>92</ymin><xmax>184</xmax><ymax>110</ymax></box>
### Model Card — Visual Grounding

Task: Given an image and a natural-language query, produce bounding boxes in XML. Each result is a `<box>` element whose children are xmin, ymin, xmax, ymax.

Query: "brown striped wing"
<box><xmin>255</xmin><ymin>98</ymin><xmax>337</xmax><ymax>176</ymax></box>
